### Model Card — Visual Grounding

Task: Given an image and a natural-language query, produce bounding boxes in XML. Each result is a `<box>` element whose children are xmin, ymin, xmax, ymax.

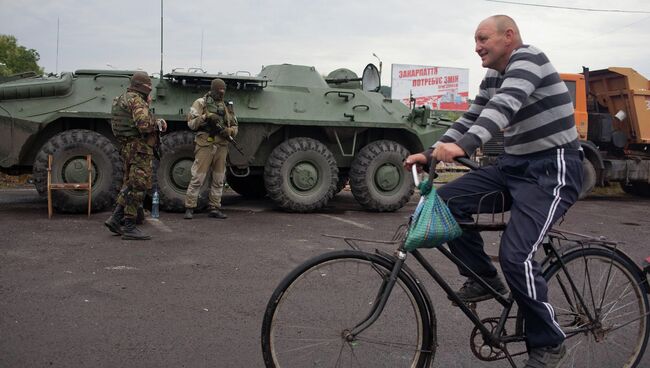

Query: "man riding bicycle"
<box><xmin>405</xmin><ymin>15</ymin><xmax>583</xmax><ymax>368</ymax></box>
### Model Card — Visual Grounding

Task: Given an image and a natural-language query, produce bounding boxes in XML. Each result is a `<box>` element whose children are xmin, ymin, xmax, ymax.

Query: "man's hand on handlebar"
<box><xmin>403</xmin><ymin>153</ymin><xmax>428</xmax><ymax>172</ymax></box>
<box><xmin>404</xmin><ymin>143</ymin><xmax>466</xmax><ymax>171</ymax></box>
<box><xmin>433</xmin><ymin>143</ymin><xmax>465</xmax><ymax>163</ymax></box>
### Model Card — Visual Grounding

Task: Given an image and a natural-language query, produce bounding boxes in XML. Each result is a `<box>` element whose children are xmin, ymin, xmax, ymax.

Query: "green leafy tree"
<box><xmin>0</xmin><ymin>35</ymin><xmax>44</xmax><ymax>77</ymax></box>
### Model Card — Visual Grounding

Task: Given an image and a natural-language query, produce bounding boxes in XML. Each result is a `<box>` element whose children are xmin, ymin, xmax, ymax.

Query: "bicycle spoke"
<box><xmin>348</xmin><ymin>343</ymin><xmax>366</xmax><ymax>368</ymax></box>
<box><xmin>335</xmin><ymin>340</ymin><xmax>345</xmax><ymax>368</ymax></box>
<box><xmin>602</xmin><ymin>311</ymin><xmax>650</xmax><ymax>334</ymax></box>
<box><xmin>354</xmin><ymin>336</ymin><xmax>425</xmax><ymax>352</ymax></box>
<box><xmin>596</xmin><ymin>255</ymin><xmax>616</xmax><ymax>313</ymax></box>
<box><xmin>276</xmin><ymin>339</ymin><xmax>341</xmax><ymax>354</ymax></box>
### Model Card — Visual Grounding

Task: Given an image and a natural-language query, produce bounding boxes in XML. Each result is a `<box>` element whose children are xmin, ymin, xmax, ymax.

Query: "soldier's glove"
<box><xmin>156</xmin><ymin>118</ymin><xmax>167</xmax><ymax>133</ymax></box>
<box><xmin>220</xmin><ymin>127</ymin><xmax>234</xmax><ymax>138</ymax></box>
<box><xmin>205</xmin><ymin>112</ymin><xmax>219</xmax><ymax>123</ymax></box>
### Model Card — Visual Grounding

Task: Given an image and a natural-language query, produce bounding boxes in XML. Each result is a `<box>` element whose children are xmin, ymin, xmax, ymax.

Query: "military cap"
<box><xmin>130</xmin><ymin>71</ymin><xmax>152</xmax><ymax>95</ymax></box>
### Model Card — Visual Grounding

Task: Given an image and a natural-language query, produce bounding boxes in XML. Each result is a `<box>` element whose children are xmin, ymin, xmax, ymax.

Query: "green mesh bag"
<box><xmin>404</xmin><ymin>179</ymin><xmax>463</xmax><ymax>251</ymax></box>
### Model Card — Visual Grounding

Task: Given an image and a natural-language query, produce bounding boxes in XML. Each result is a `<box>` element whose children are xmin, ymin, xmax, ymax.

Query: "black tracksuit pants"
<box><xmin>437</xmin><ymin>148</ymin><xmax>583</xmax><ymax>348</ymax></box>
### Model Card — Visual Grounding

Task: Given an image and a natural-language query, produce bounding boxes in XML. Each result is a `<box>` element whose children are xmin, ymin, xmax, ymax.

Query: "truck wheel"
<box><xmin>349</xmin><ymin>140</ymin><xmax>414</xmax><ymax>212</ymax></box>
<box><xmin>227</xmin><ymin>170</ymin><xmax>267</xmax><ymax>198</ymax></box>
<box><xmin>264</xmin><ymin>137</ymin><xmax>338</xmax><ymax>212</ymax></box>
<box><xmin>620</xmin><ymin>181</ymin><xmax>650</xmax><ymax>197</ymax></box>
<box><xmin>157</xmin><ymin>131</ymin><xmax>209</xmax><ymax>212</ymax></box>
<box><xmin>32</xmin><ymin>129</ymin><xmax>122</xmax><ymax>213</ymax></box>
<box><xmin>579</xmin><ymin>159</ymin><xmax>596</xmax><ymax>200</ymax></box>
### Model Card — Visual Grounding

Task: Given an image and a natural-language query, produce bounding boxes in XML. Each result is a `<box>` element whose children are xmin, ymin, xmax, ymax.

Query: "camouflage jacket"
<box><xmin>112</xmin><ymin>91</ymin><xmax>156</xmax><ymax>137</ymax></box>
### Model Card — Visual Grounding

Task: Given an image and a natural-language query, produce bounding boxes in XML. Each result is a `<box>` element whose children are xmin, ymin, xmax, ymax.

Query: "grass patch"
<box><xmin>434</xmin><ymin>171</ymin><xmax>466</xmax><ymax>184</ymax></box>
<box><xmin>0</xmin><ymin>173</ymin><xmax>32</xmax><ymax>189</ymax></box>
<box><xmin>589</xmin><ymin>183</ymin><xmax>625</xmax><ymax>197</ymax></box>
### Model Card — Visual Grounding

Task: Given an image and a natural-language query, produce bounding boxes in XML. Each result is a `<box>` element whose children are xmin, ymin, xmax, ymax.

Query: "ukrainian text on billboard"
<box><xmin>391</xmin><ymin>64</ymin><xmax>469</xmax><ymax>111</ymax></box>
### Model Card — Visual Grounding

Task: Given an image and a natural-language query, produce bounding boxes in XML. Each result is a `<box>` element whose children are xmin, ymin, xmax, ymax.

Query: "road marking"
<box><xmin>147</xmin><ymin>218</ymin><xmax>173</xmax><ymax>232</ymax></box>
<box><xmin>319</xmin><ymin>214</ymin><xmax>373</xmax><ymax>230</ymax></box>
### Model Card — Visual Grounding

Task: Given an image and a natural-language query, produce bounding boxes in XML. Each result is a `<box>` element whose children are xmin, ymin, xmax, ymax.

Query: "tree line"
<box><xmin>0</xmin><ymin>35</ymin><xmax>44</xmax><ymax>77</ymax></box>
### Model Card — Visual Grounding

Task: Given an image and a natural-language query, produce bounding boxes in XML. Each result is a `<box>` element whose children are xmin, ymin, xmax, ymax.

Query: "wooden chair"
<box><xmin>47</xmin><ymin>154</ymin><xmax>92</xmax><ymax>219</ymax></box>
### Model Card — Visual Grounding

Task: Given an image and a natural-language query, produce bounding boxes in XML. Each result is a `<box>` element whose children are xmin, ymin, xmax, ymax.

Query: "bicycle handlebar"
<box><xmin>411</xmin><ymin>165</ymin><xmax>421</xmax><ymax>186</ymax></box>
<box><xmin>456</xmin><ymin>157</ymin><xmax>480</xmax><ymax>171</ymax></box>
<box><xmin>411</xmin><ymin>156</ymin><xmax>480</xmax><ymax>186</ymax></box>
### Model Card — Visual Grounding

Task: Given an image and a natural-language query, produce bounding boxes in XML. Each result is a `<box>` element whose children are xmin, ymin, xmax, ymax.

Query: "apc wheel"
<box><xmin>349</xmin><ymin>140</ymin><xmax>414</xmax><ymax>212</ymax></box>
<box><xmin>157</xmin><ymin>131</ymin><xmax>208</xmax><ymax>212</ymax></box>
<box><xmin>33</xmin><ymin>129</ymin><xmax>122</xmax><ymax>213</ymax></box>
<box><xmin>226</xmin><ymin>170</ymin><xmax>267</xmax><ymax>198</ymax></box>
<box><xmin>264</xmin><ymin>137</ymin><xmax>338</xmax><ymax>212</ymax></box>
<box><xmin>579</xmin><ymin>159</ymin><xmax>596</xmax><ymax>199</ymax></box>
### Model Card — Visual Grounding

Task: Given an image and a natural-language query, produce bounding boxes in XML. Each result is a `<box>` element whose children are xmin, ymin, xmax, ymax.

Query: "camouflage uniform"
<box><xmin>184</xmin><ymin>79</ymin><xmax>238</xmax><ymax>219</ymax></box>
<box><xmin>113</xmin><ymin>92</ymin><xmax>156</xmax><ymax>217</ymax></box>
<box><xmin>105</xmin><ymin>71</ymin><xmax>158</xmax><ymax>240</ymax></box>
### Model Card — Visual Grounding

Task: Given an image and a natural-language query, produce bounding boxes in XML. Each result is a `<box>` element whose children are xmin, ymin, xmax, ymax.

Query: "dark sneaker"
<box><xmin>184</xmin><ymin>209</ymin><xmax>193</xmax><ymax>220</ymax></box>
<box><xmin>524</xmin><ymin>344</ymin><xmax>566</xmax><ymax>368</ymax></box>
<box><xmin>208</xmin><ymin>208</ymin><xmax>227</xmax><ymax>219</ymax></box>
<box><xmin>450</xmin><ymin>275</ymin><xmax>508</xmax><ymax>303</ymax></box>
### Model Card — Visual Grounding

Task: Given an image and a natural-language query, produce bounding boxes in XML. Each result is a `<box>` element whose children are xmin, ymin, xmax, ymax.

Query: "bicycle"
<box><xmin>261</xmin><ymin>158</ymin><xmax>650</xmax><ymax>368</ymax></box>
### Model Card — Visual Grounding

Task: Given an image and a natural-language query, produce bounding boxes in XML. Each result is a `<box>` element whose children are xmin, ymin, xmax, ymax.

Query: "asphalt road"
<box><xmin>1</xmin><ymin>188</ymin><xmax>649</xmax><ymax>367</ymax></box>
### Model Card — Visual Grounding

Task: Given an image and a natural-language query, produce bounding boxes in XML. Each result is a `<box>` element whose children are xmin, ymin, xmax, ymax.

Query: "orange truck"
<box><xmin>483</xmin><ymin>67</ymin><xmax>650</xmax><ymax>197</ymax></box>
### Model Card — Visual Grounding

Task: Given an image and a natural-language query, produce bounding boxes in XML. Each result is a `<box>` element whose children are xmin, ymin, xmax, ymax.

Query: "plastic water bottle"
<box><xmin>151</xmin><ymin>190</ymin><xmax>160</xmax><ymax>219</ymax></box>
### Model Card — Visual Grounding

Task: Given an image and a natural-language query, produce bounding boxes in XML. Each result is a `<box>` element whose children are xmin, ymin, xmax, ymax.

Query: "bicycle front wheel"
<box><xmin>545</xmin><ymin>248</ymin><xmax>650</xmax><ymax>368</ymax></box>
<box><xmin>261</xmin><ymin>250</ymin><xmax>434</xmax><ymax>368</ymax></box>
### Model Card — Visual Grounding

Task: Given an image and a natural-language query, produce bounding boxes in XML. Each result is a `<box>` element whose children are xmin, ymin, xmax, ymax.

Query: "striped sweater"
<box><xmin>436</xmin><ymin>45</ymin><xmax>579</xmax><ymax>156</ymax></box>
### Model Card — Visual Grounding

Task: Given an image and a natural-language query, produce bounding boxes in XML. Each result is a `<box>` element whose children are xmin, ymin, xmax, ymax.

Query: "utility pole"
<box><xmin>160</xmin><ymin>0</ymin><xmax>164</xmax><ymax>77</ymax></box>
<box><xmin>200</xmin><ymin>29</ymin><xmax>204</xmax><ymax>70</ymax></box>
<box><xmin>56</xmin><ymin>18</ymin><xmax>60</xmax><ymax>74</ymax></box>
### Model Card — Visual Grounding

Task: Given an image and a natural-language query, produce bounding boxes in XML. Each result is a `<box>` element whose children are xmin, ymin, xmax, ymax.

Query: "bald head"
<box><xmin>474</xmin><ymin>15</ymin><xmax>523</xmax><ymax>72</ymax></box>
<box><xmin>488</xmin><ymin>15</ymin><xmax>522</xmax><ymax>45</ymax></box>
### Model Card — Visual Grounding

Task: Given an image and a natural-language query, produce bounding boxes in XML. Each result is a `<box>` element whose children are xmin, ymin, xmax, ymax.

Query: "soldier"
<box><xmin>183</xmin><ymin>78</ymin><xmax>238</xmax><ymax>220</ymax></box>
<box><xmin>104</xmin><ymin>71</ymin><xmax>166</xmax><ymax>240</ymax></box>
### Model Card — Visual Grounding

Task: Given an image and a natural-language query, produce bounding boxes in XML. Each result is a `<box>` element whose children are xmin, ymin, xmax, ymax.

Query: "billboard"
<box><xmin>391</xmin><ymin>64</ymin><xmax>469</xmax><ymax>111</ymax></box>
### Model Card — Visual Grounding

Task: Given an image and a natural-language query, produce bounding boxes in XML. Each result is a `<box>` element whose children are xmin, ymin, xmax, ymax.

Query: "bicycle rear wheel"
<box><xmin>544</xmin><ymin>248</ymin><xmax>650</xmax><ymax>367</ymax></box>
<box><xmin>261</xmin><ymin>250</ymin><xmax>434</xmax><ymax>367</ymax></box>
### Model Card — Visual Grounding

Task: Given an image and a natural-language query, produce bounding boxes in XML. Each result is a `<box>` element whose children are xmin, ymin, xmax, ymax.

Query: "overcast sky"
<box><xmin>1</xmin><ymin>0</ymin><xmax>649</xmax><ymax>96</ymax></box>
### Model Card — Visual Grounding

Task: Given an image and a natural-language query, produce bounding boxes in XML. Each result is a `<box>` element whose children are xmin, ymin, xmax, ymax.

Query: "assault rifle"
<box><xmin>205</xmin><ymin>112</ymin><xmax>245</xmax><ymax>155</ymax></box>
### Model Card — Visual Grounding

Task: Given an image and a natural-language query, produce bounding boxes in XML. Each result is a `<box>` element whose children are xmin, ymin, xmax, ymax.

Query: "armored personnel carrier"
<box><xmin>0</xmin><ymin>64</ymin><xmax>447</xmax><ymax>213</ymax></box>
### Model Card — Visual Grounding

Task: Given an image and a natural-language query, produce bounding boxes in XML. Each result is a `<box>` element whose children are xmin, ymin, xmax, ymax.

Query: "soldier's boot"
<box><xmin>104</xmin><ymin>205</ymin><xmax>125</xmax><ymax>235</ymax></box>
<box><xmin>184</xmin><ymin>208</ymin><xmax>194</xmax><ymax>220</ymax></box>
<box><xmin>122</xmin><ymin>206</ymin><xmax>145</xmax><ymax>226</ymax></box>
<box><xmin>121</xmin><ymin>217</ymin><xmax>151</xmax><ymax>241</ymax></box>
<box><xmin>208</xmin><ymin>208</ymin><xmax>227</xmax><ymax>219</ymax></box>
<box><xmin>136</xmin><ymin>206</ymin><xmax>145</xmax><ymax>225</ymax></box>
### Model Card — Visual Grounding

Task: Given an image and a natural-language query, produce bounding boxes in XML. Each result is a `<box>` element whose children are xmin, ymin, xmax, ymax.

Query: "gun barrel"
<box><xmin>228</xmin><ymin>136</ymin><xmax>245</xmax><ymax>155</ymax></box>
